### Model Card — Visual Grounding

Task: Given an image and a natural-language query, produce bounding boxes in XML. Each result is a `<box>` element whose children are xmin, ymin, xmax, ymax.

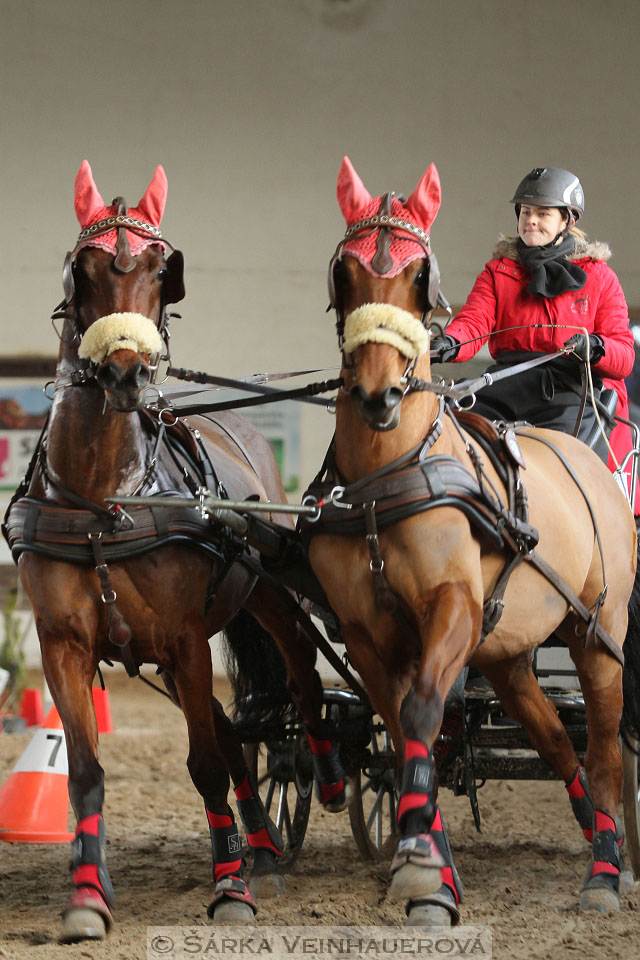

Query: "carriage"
<box><xmin>3</xmin><ymin>158</ymin><xmax>640</xmax><ymax>941</ymax></box>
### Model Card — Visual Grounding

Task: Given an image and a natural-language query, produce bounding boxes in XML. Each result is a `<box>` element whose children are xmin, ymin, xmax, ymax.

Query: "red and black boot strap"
<box><xmin>584</xmin><ymin>810</ymin><xmax>621</xmax><ymax>894</ymax></box>
<box><xmin>566</xmin><ymin>766</ymin><xmax>624</xmax><ymax>847</ymax></box>
<box><xmin>234</xmin><ymin>773</ymin><xmax>284</xmax><ymax>856</ymax></box>
<box><xmin>206</xmin><ymin>807</ymin><xmax>256</xmax><ymax>918</ymax></box>
<box><xmin>65</xmin><ymin>814</ymin><xmax>114</xmax><ymax>925</ymax></box>
<box><xmin>206</xmin><ymin>807</ymin><xmax>244</xmax><ymax>881</ymax></box>
<box><xmin>305</xmin><ymin>729</ymin><xmax>347</xmax><ymax>809</ymax></box>
<box><xmin>397</xmin><ymin>747</ymin><xmax>436</xmax><ymax>833</ymax></box>
<box><xmin>406</xmin><ymin>806</ymin><xmax>463</xmax><ymax>925</ymax></box>
<box><xmin>566</xmin><ymin>765</ymin><xmax>594</xmax><ymax>841</ymax></box>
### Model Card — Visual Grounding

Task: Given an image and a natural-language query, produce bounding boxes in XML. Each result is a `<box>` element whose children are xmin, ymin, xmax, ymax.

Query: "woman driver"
<box><xmin>431</xmin><ymin>167</ymin><xmax>635</xmax><ymax>500</ymax></box>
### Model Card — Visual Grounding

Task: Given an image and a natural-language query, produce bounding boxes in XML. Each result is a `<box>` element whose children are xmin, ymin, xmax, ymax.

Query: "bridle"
<box><xmin>51</xmin><ymin>198</ymin><xmax>185</xmax><ymax>389</ymax></box>
<box><xmin>328</xmin><ymin>195</ymin><xmax>451</xmax><ymax>388</ymax></box>
<box><xmin>327</xmin><ymin>192</ymin><xmax>451</xmax><ymax>346</ymax></box>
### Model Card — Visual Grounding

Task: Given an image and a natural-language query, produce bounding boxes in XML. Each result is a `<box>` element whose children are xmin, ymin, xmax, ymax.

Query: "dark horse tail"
<box><xmin>222</xmin><ymin>609</ymin><xmax>293</xmax><ymax>732</ymax></box>
<box><xmin>622</xmin><ymin>539</ymin><xmax>640</xmax><ymax>742</ymax></box>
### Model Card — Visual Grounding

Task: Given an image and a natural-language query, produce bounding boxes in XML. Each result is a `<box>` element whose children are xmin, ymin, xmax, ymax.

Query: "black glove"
<box><xmin>430</xmin><ymin>334</ymin><xmax>460</xmax><ymax>363</ymax></box>
<box><xmin>563</xmin><ymin>333</ymin><xmax>605</xmax><ymax>364</ymax></box>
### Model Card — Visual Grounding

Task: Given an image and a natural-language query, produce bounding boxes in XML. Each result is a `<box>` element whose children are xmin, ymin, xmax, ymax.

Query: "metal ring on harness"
<box><xmin>301</xmin><ymin>494</ymin><xmax>322</xmax><ymax>523</ymax></box>
<box><xmin>158</xmin><ymin>407</ymin><xmax>178</xmax><ymax>426</ymax></box>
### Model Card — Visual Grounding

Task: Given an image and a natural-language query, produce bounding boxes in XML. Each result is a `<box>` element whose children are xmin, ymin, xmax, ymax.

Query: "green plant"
<box><xmin>0</xmin><ymin>585</ymin><xmax>27</xmax><ymax>713</ymax></box>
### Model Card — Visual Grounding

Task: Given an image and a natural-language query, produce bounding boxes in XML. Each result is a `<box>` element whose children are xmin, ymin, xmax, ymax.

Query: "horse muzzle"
<box><xmin>350</xmin><ymin>383</ymin><xmax>403</xmax><ymax>431</ymax></box>
<box><xmin>96</xmin><ymin>357</ymin><xmax>151</xmax><ymax>411</ymax></box>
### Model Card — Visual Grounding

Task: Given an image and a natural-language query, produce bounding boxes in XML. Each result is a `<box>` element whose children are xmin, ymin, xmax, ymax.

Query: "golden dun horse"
<box><xmin>303</xmin><ymin>156</ymin><xmax>640</xmax><ymax>923</ymax></box>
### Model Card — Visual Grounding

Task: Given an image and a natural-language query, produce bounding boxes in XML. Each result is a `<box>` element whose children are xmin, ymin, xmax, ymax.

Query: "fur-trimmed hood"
<box><xmin>493</xmin><ymin>234</ymin><xmax>612</xmax><ymax>263</ymax></box>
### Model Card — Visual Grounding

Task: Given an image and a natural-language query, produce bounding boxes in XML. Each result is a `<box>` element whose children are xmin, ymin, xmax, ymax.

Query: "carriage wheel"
<box><xmin>347</xmin><ymin>719</ymin><xmax>398</xmax><ymax>861</ymax></box>
<box><xmin>622</xmin><ymin>734</ymin><xmax>640</xmax><ymax>879</ymax></box>
<box><xmin>243</xmin><ymin>735</ymin><xmax>313</xmax><ymax>870</ymax></box>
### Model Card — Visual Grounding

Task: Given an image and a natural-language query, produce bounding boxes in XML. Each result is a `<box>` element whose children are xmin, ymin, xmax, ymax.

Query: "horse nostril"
<box><xmin>350</xmin><ymin>384</ymin><xmax>402</xmax><ymax>414</ymax></box>
<box><xmin>383</xmin><ymin>387</ymin><xmax>403</xmax><ymax>411</ymax></box>
<box><xmin>96</xmin><ymin>361</ymin><xmax>123</xmax><ymax>391</ymax></box>
<box><xmin>350</xmin><ymin>384</ymin><xmax>366</xmax><ymax>405</ymax></box>
<box><xmin>130</xmin><ymin>361</ymin><xmax>151</xmax><ymax>390</ymax></box>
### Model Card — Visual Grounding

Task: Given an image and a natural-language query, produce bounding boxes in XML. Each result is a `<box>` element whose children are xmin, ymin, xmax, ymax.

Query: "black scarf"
<box><xmin>517</xmin><ymin>235</ymin><xmax>587</xmax><ymax>298</ymax></box>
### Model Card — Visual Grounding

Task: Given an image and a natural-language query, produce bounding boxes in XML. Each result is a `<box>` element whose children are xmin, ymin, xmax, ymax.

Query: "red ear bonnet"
<box><xmin>338</xmin><ymin>158</ymin><xmax>441</xmax><ymax>278</ymax></box>
<box><xmin>405</xmin><ymin>162</ymin><xmax>441</xmax><ymax>233</ymax></box>
<box><xmin>337</xmin><ymin>156</ymin><xmax>373</xmax><ymax>223</ymax></box>
<box><xmin>74</xmin><ymin>160</ymin><xmax>106</xmax><ymax>227</ymax></box>
<box><xmin>73</xmin><ymin>160</ymin><xmax>167</xmax><ymax>256</ymax></box>
<box><xmin>135</xmin><ymin>165</ymin><xmax>168</xmax><ymax>226</ymax></box>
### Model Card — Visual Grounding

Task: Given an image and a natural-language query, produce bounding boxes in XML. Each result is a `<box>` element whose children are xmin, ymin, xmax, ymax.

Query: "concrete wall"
<box><xmin>1</xmin><ymin>0</ymin><xmax>639</xmax><ymax>666</ymax></box>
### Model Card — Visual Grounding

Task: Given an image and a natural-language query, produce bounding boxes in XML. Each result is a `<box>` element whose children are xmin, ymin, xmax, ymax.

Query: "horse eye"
<box><xmin>413</xmin><ymin>270</ymin><xmax>425</xmax><ymax>286</ymax></box>
<box><xmin>156</xmin><ymin>267</ymin><xmax>167</xmax><ymax>281</ymax></box>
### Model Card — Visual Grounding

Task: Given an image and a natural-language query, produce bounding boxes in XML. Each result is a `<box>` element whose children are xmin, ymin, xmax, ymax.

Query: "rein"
<box><xmin>161</xmin><ymin>366</ymin><xmax>344</xmax><ymax>415</ymax></box>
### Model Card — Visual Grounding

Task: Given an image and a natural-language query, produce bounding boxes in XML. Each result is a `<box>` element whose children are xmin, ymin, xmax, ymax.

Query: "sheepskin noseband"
<box><xmin>78</xmin><ymin>312</ymin><xmax>164</xmax><ymax>364</ymax></box>
<box><xmin>342</xmin><ymin>303</ymin><xmax>429</xmax><ymax>358</ymax></box>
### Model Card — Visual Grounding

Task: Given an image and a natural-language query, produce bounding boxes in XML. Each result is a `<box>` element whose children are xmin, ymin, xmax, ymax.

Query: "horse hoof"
<box><xmin>406</xmin><ymin>902</ymin><xmax>452</xmax><ymax>927</ymax></box>
<box><xmin>579</xmin><ymin>886</ymin><xmax>620</xmax><ymax>914</ymax></box>
<box><xmin>620</xmin><ymin>869</ymin><xmax>636</xmax><ymax>895</ymax></box>
<box><xmin>211</xmin><ymin>900</ymin><xmax>256</xmax><ymax>924</ymax></box>
<box><xmin>249</xmin><ymin>871</ymin><xmax>286</xmax><ymax>899</ymax></box>
<box><xmin>389</xmin><ymin>863</ymin><xmax>442</xmax><ymax>900</ymax></box>
<box><xmin>59</xmin><ymin>907</ymin><xmax>108</xmax><ymax>943</ymax></box>
<box><xmin>323</xmin><ymin>776</ymin><xmax>354</xmax><ymax>813</ymax></box>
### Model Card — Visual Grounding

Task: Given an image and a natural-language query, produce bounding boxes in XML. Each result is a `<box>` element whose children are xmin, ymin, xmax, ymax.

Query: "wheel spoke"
<box><xmin>276</xmin><ymin>781</ymin><xmax>288</xmax><ymax>832</ymax></box>
<box><xmin>265</xmin><ymin>778</ymin><xmax>276</xmax><ymax>813</ymax></box>
<box><xmin>388</xmin><ymin>789</ymin><xmax>396</xmax><ymax>827</ymax></box>
<box><xmin>281</xmin><ymin>790</ymin><xmax>293</xmax><ymax>845</ymax></box>
<box><xmin>366</xmin><ymin>785</ymin><xmax>386</xmax><ymax>834</ymax></box>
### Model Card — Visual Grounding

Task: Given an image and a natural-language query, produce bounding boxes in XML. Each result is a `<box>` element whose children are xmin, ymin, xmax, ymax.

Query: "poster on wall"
<box><xmin>0</xmin><ymin>380</ymin><xmax>302</xmax><ymax>496</ymax></box>
<box><xmin>0</xmin><ymin>382</ymin><xmax>50</xmax><ymax>493</ymax></box>
<box><xmin>239</xmin><ymin>399</ymin><xmax>301</xmax><ymax>493</ymax></box>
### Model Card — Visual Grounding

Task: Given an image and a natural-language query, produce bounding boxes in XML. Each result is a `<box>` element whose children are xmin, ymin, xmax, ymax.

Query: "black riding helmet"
<box><xmin>511</xmin><ymin>167</ymin><xmax>585</xmax><ymax>223</ymax></box>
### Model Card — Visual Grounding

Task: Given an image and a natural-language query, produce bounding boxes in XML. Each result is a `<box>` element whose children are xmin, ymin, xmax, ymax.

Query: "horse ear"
<box><xmin>337</xmin><ymin>156</ymin><xmax>373</xmax><ymax>223</ymax></box>
<box><xmin>74</xmin><ymin>159</ymin><xmax>105</xmax><ymax>227</ymax></box>
<box><xmin>405</xmin><ymin>163</ymin><xmax>442</xmax><ymax>232</ymax></box>
<box><xmin>136</xmin><ymin>165</ymin><xmax>168</xmax><ymax>226</ymax></box>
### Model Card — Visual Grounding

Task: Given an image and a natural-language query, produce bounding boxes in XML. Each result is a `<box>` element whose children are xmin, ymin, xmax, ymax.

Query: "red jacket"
<box><xmin>446</xmin><ymin>237</ymin><xmax>636</xmax><ymax>503</ymax></box>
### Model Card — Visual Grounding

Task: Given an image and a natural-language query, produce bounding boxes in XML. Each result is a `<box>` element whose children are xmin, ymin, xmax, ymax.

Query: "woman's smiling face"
<box><xmin>518</xmin><ymin>204</ymin><xmax>568</xmax><ymax>247</ymax></box>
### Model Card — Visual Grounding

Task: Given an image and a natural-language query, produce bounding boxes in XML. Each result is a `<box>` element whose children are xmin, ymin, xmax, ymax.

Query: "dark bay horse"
<box><xmin>303</xmin><ymin>156</ymin><xmax>640</xmax><ymax>923</ymax></box>
<box><xmin>4</xmin><ymin>162</ymin><xmax>348</xmax><ymax>941</ymax></box>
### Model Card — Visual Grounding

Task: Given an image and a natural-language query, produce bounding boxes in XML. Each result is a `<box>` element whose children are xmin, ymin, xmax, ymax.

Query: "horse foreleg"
<box><xmin>38</xmin><ymin>631</ymin><xmax>114</xmax><ymax>942</ymax></box>
<box><xmin>170</xmin><ymin>621</ymin><xmax>256</xmax><ymax>924</ymax></box>
<box><xmin>244</xmin><ymin>581</ymin><xmax>351</xmax><ymax>813</ymax></box>
<box><xmin>391</xmin><ymin>581</ymin><xmax>480</xmax><ymax>904</ymax></box>
<box><xmin>567</xmin><ymin>641</ymin><xmax>625</xmax><ymax>913</ymax></box>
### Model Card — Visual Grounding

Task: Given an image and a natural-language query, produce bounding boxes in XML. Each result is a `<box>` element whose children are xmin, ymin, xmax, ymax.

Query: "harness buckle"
<box><xmin>108</xmin><ymin>503</ymin><xmax>134</xmax><ymax>530</ymax></box>
<box><xmin>329</xmin><ymin>486</ymin><xmax>352</xmax><ymax>509</ymax></box>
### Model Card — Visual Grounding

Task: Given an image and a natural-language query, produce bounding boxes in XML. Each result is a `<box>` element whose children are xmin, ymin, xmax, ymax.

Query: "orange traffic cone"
<box><xmin>19</xmin><ymin>688</ymin><xmax>45</xmax><ymax>728</ymax></box>
<box><xmin>0</xmin><ymin>704</ymin><xmax>75</xmax><ymax>843</ymax></box>
<box><xmin>92</xmin><ymin>687</ymin><xmax>113</xmax><ymax>734</ymax></box>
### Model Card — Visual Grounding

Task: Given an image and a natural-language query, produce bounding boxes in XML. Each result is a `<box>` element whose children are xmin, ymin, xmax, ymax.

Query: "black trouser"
<box><xmin>470</xmin><ymin>352</ymin><xmax>608</xmax><ymax>456</ymax></box>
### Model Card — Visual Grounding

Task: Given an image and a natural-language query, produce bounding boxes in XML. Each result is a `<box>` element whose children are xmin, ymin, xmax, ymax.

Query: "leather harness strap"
<box><xmin>301</xmin><ymin>405</ymin><xmax>623</xmax><ymax>666</ymax></box>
